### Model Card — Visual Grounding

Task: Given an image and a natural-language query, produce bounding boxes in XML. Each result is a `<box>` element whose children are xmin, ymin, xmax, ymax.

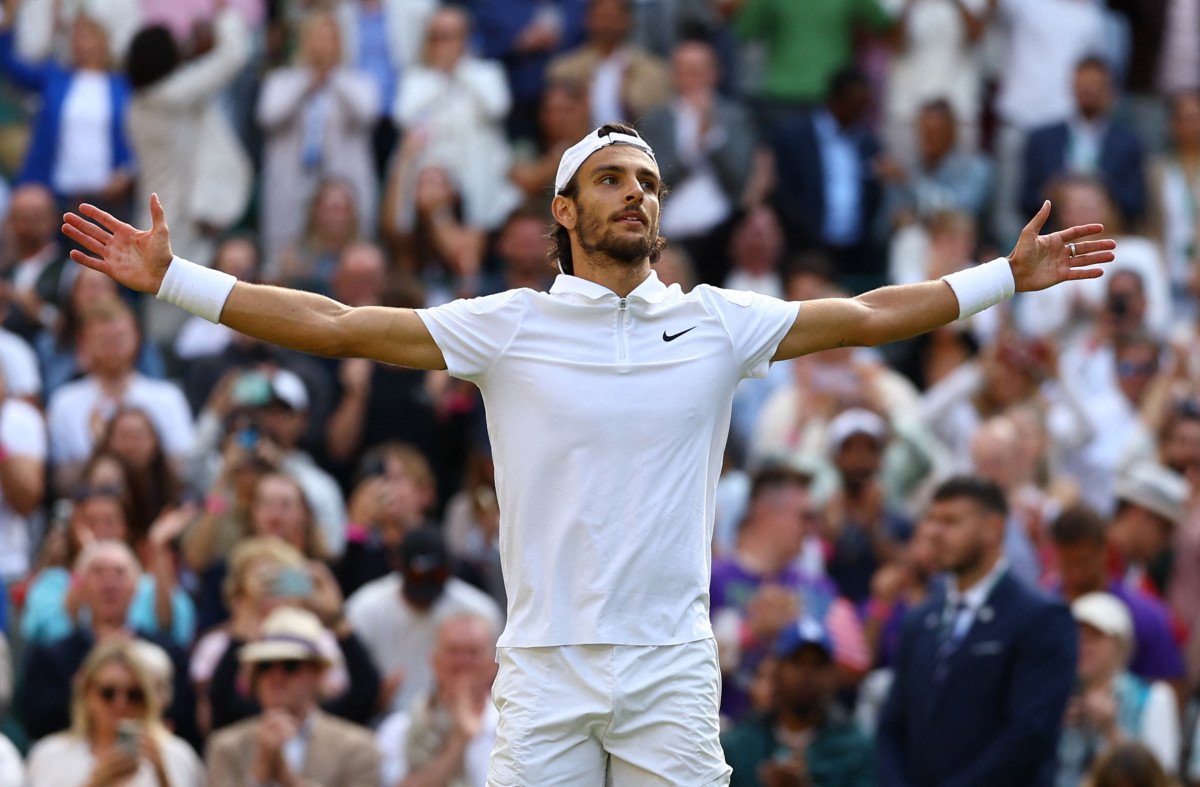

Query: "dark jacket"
<box><xmin>876</xmin><ymin>570</ymin><xmax>1078</xmax><ymax>787</ymax></box>
<box><xmin>1021</xmin><ymin>119</ymin><xmax>1146</xmax><ymax>224</ymax></box>
<box><xmin>0</xmin><ymin>31</ymin><xmax>134</xmax><ymax>193</ymax></box>
<box><xmin>723</xmin><ymin>708</ymin><xmax>875</xmax><ymax>787</ymax></box>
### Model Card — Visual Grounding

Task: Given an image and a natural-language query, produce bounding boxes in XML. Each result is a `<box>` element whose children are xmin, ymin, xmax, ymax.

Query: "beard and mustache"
<box><xmin>574</xmin><ymin>203</ymin><xmax>661</xmax><ymax>266</ymax></box>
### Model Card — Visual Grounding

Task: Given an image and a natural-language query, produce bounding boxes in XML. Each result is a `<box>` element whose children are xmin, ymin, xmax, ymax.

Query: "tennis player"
<box><xmin>62</xmin><ymin>123</ymin><xmax>1114</xmax><ymax>786</ymax></box>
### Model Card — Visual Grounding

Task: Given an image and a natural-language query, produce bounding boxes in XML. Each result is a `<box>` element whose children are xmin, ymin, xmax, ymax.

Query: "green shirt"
<box><xmin>735</xmin><ymin>0</ymin><xmax>893</xmax><ymax>103</ymax></box>
<box><xmin>723</xmin><ymin>711</ymin><xmax>876</xmax><ymax>787</ymax></box>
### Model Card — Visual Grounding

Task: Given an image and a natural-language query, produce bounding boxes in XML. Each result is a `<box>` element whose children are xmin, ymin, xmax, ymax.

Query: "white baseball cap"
<box><xmin>1071</xmin><ymin>592</ymin><xmax>1133</xmax><ymax>647</ymax></box>
<box><xmin>554</xmin><ymin>127</ymin><xmax>656</xmax><ymax>194</ymax></box>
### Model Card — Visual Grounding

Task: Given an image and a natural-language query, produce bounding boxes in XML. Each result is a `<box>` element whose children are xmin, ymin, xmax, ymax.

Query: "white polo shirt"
<box><xmin>419</xmin><ymin>271</ymin><xmax>798</xmax><ymax>647</ymax></box>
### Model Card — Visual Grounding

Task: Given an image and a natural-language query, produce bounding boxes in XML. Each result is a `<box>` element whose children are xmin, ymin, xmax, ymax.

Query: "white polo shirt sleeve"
<box><xmin>696</xmin><ymin>286</ymin><xmax>799</xmax><ymax>379</ymax></box>
<box><xmin>417</xmin><ymin>291</ymin><xmax>527</xmax><ymax>381</ymax></box>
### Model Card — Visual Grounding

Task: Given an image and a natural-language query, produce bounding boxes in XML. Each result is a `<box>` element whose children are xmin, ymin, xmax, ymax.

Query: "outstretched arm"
<box><xmin>772</xmin><ymin>201</ymin><xmax>1116</xmax><ymax>361</ymax></box>
<box><xmin>62</xmin><ymin>196</ymin><xmax>447</xmax><ymax>370</ymax></box>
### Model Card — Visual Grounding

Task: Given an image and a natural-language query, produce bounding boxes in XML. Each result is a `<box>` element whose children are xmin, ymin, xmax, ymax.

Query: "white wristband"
<box><xmin>942</xmin><ymin>257</ymin><xmax>1016</xmax><ymax>320</ymax></box>
<box><xmin>156</xmin><ymin>255</ymin><xmax>238</xmax><ymax>324</ymax></box>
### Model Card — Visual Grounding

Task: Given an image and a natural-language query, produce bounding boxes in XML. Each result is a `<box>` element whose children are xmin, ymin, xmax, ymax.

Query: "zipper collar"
<box><xmin>549</xmin><ymin>270</ymin><xmax>669</xmax><ymax>304</ymax></box>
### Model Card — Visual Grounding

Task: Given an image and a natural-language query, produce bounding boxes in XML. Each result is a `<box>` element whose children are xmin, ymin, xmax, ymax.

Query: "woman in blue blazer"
<box><xmin>0</xmin><ymin>13</ymin><xmax>134</xmax><ymax>210</ymax></box>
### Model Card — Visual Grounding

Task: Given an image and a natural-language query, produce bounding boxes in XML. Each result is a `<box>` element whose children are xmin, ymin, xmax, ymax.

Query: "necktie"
<box><xmin>934</xmin><ymin>600</ymin><xmax>969</xmax><ymax>682</ymax></box>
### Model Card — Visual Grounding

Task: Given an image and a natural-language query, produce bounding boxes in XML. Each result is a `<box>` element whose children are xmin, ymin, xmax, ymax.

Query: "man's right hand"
<box><xmin>62</xmin><ymin>194</ymin><xmax>175</xmax><ymax>295</ymax></box>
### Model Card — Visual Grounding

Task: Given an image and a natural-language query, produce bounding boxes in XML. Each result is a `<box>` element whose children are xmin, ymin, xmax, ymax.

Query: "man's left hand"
<box><xmin>1007</xmin><ymin>200</ymin><xmax>1115</xmax><ymax>293</ymax></box>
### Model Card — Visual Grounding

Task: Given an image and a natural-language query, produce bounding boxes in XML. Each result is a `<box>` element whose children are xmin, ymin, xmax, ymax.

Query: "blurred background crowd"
<box><xmin>0</xmin><ymin>0</ymin><xmax>1197</xmax><ymax>784</ymax></box>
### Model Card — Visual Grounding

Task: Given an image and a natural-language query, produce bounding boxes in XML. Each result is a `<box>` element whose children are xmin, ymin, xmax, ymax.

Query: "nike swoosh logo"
<box><xmin>663</xmin><ymin>326</ymin><xmax>698</xmax><ymax>342</ymax></box>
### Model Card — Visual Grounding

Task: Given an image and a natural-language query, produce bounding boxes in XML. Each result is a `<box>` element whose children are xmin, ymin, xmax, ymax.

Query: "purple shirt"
<box><xmin>1108</xmin><ymin>580</ymin><xmax>1185</xmax><ymax>681</ymax></box>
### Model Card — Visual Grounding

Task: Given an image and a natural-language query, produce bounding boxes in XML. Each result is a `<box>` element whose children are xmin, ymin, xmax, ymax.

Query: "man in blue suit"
<box><xmin>1021</xmin><ymin>56</ymin><xmax>1146</xmax><ymax>227</ymax></box>
<box><xmin>876</xmin><ymin>476</ymin><xmax>1077</xmax><ymax>787</ymax></box>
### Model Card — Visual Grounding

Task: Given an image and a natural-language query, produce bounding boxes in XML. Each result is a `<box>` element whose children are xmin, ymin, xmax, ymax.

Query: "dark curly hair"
<box><xmin>549</xmin><ymin>123</ymin><xmax>667</xmax><ymax>275</ymax></box>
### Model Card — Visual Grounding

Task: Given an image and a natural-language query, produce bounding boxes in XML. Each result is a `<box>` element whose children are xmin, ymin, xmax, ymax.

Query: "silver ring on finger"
<box><xmin>1068</xmin><ymin>242</ymin><xmax>1077</xmax><ymax>258</ymax></box>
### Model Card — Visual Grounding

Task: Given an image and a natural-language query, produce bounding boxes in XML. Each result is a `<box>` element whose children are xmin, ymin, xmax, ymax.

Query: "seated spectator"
<box><xmin>722</xmin><ymin>618</ymin><xmax>874</xmax><ymax>787</ymax></box>
<box><xmin>918</xmin><ymin>330</ymin><xmax>1087</xmax><ymax>474</ymax></box>
<box><xmin>383</xmin><ymin>150</ymin><xmax>486</xmax><ymax>304</ymax></box>
<box><xmin>1022</xmin><ymin>57</ymin><xmax>1146</xmax><ymax>227</ymax></box>
<box><xmin>337</xmin><ymin>444</ymin><xmax>439</xmax><ymax>598</ymax></box>
<box><xmin>8</xmin><ymin>0</ymin><xmax>138</xmax><ymax>64</ymax></box>
<box><xmin>547</xmin><ymin>0</ymin><xmax>669</xmax><ymax>127</ymax></box>
<box><xmin>770</xmin><ymin>68</ymin><xmax>884</xmax><ymax>289</ymax></box>
<box><xmin>193</xmin><ymin>470</ymin><xmax>340</xmax><ymax>632</ymax></box>
<box><xmin>639</xmin><ymin>39</ymin><xmax>760</xmax><ymax>287</ymax></box>
<box><xmin>180</xmin><ymin>407</ymin><xmax>277</xmax><ymax>580</ymax></box>
<box><xmin>205</xmin><ymin>606</ymin><xmax>381</xmax><ymax>786</ymax></box>
<box><xmin>96</xmin><ymin>406</ymin><xmax>184</xmax><ymax>544</ymax></box>
<box><xmin>24</xmin><ymin>639</ymin><xmax>202</xmax><ymax>787</ymax></box>
<box><xmin>376</xmin><ymin>612</ymin><xmax>499</xmax><ymax>787</ymax></box>
<box><xmin>1108</xmin><ymin>462</ymin><xmax>1189</xmax><ymax>598</ymax></box>
<box><xmin>1085</xmin><ymin>741</ymin><xmax>1173</xmax><ymax>787</ymax></box>
<box><xmin>882</xmin><ymin>100</ymin><xmax>993</xmax><ymax>231</ymax></box>
<box><xmin>272</xmin><ymin>178</ymin><xmax>365</xmax><ymax>294</ymax></box>
<box><xmin>258</xmin><ymin>8</ymin><xmax>378</xmax><ymax>265</ymax></box>
<box><xmin>191</xmin><ymin>537</ymin><xmax>361</xmax><ymax>736</ymax></box>
<box><xmin>1057</xmin><ymin>593</ymin><xmax>1179</xmax><ymax>782</ymax></box>
<box><xmin>125</xmin><ymin>8</ymin><xmax>252</xmax><ymax>274</ymax></box>
<box><xmin>509</xmin><ymin>79</ymin><xmax>593</xmax><ymax>205</ymax></box>
<box><xmin>34</xmin><ymin>266</ymin><xmax>167</xmax><ymax>398</ymax></box>
<box><xmin>0</xmin><ymin>183</ymin><xmax>69</xmax><ymax>341</ymax></box>
<box><xmin>1147</xmin><ymin>90</ymin><xmax>1200</xmax><ymax>317</ymax></box>
<box><xmin>1049</xmin><ymin>504</ymin><xmax>1184</xmax><ymax>684</ymax></box>
<box><xmin>21</xmin><ymin>503</ymin><xmax>195</xmax><ymax>648</ymax></box>
<box><xmin>46</xmin><ymin>297</ymin><xmax>193</xmax><ymax>496</ymax></box>
<box><xmin>346</xmin><ymin>527</ymin><xmax>503</xmax><ymax>716</ymax></box>
<box><xmin>722</xmin><ymin>206</ymin><xmax>786</xmax><ymax>299</ymax></box>
<box><xmin>199</xmin><ymin>369</ymin><xmax>346</xmax><ymax>556</ymax></box>
<box><xmin>17</xmin><ymin>540</ymin><xmax>194</xmax><ymax>743</ymax></box>
<box><xmin>710</xmin><ymin>466</ymin><xmax>869</xmax><ymax>723</ymax></box>
<box><xmin>0</xmin><ymin>361</ymin><xmax>46</xmax><ymax>585</ymax></box>
<box><xmin>322</xmin><ymin>250</ymin><xmax>444</xmax><ymax>480</ymax></box>
<box><xmin>392</xmin><ymin>5</ymin><xmax>520</xmax><ymax>233</ymax></box>
<box><xmin>0</xmin><ymin>11</ymin><xmax>134</xmax><ymax>211</ymax></box>
<box><xmin>822</xmin><ymin>408</ymin><xmax>915</xmax><ymax>605</ymax></box>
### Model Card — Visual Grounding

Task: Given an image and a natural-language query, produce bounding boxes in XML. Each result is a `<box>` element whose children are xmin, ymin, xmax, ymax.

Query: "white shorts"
<box><xmin>487</xmin><ymin>638</ymin><xmax>732</xmax><ymax>787</ymax></box>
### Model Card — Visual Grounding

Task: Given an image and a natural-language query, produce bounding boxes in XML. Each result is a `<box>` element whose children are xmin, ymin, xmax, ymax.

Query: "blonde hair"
<box><xmin>223</xmin><ymin>535</ymin><xmax>307</xmax><ymax>602</ymax></box>
<box><xmin>70</xmin><ymin>640</ymin><xmax>166</xmax><ymax>740</ymax></box>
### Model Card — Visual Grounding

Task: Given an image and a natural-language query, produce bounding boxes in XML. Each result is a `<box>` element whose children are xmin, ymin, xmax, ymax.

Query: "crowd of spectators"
<box><xmin>0</xmin><ymin>0</ymin><xmax>1197</xmax><ymax>784</ymax></box>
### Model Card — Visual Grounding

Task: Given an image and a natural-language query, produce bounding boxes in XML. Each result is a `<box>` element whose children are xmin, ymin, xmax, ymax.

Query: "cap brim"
<box><xmin>239</xmin><ymin>641</ymin><xmax>328</xmax><ymax>665</ymax></box>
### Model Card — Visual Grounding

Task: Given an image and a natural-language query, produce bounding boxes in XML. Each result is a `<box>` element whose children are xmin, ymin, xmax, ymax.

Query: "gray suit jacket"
<box><xmin>206</xmin><ymin>710</ymin><xmax>381</xmax><ymax>787</ymax></box>
<box><xmin>638</xmin><ymin>97</ymin><xmax>758</xmax><ymax>205</ymax></box>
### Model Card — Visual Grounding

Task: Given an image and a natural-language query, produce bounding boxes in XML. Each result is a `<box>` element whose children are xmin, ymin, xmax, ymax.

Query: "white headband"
<box><xmin>554</xmin><ymin>128</ymin><xmax>656</xmax><ymax>194</ymax></box>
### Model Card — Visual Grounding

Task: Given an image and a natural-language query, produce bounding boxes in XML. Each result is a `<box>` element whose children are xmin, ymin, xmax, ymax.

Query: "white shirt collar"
<box><xmin>945</xmin><ymin>556</ymin><xmax>1008</xmax><ymax>612</ymax></box>
<box><xmin>549</xmin><ymin>269</ymin><xmax>670</xmax><ymax>304</ymax></box>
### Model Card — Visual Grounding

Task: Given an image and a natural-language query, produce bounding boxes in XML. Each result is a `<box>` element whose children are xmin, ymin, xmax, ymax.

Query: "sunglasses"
<box><xmin>253</xmin><ymin>659</ymin><xmax>306</xmax><ymax>676</ymax></box>
<box><xmin>94</xmin><ymin>684</ymin><xmax>146</xmax><ymax>705</ymax></box>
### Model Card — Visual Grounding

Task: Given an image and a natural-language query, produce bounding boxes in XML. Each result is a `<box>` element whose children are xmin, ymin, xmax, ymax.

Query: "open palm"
<box><xmin>1008</xmin><ymin>200</ymin><xmax>1116</xmax><ymax>293</ymax></box>
<box><xmin>61</xmin><ymin>194</ymin><xmax>175</xmax><ymax>295</ymax></box>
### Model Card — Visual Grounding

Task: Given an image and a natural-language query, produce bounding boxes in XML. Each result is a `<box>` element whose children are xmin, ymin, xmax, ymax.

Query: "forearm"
<box><xmin>150</xmin><ymin>549</ymin><xmax>176</xmax><ymax>633</ymax></box>
<box><xmin>0</xmin><ymin>455</ymin><xmax>44</xmax><ymax>515</ymax></box>
<box><xmin>326</xmin><ymin>392</ymin><xmax>368</xmax><ymax>462</ymax></box>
